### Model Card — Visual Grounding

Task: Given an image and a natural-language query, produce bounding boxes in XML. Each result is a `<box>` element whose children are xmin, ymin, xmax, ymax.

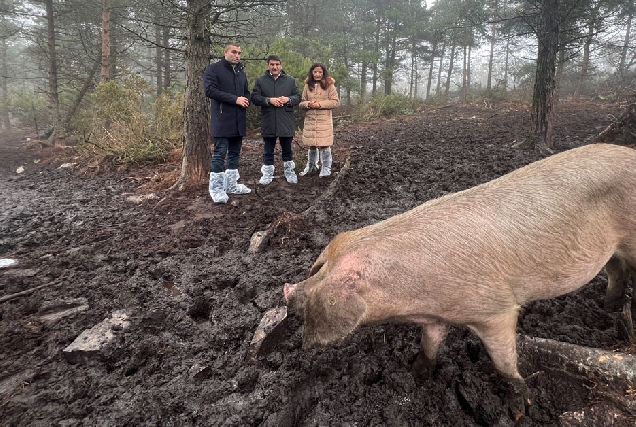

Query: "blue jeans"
<box><xmin>262</xmin><ymin>136</ymin><xmax>293</xmax><ymax>166</ymax></box>
<box><xmin>211</xmin><ymin>136</ymin><xmax>243</xmax><ymax>173</ymax></box>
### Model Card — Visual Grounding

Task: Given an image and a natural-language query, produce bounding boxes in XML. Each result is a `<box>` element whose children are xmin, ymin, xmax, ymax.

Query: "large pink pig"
<box><xmin>284</xmin><ymin>143</ymin><xmax>636</xmax><ymax>418</ymax></box>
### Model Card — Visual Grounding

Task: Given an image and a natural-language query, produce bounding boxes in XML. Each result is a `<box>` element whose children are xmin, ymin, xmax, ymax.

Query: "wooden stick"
<box><xmin>0</xmin><ymin>283</ymin><xmax>53</xmax><ymax>303</ymax></box>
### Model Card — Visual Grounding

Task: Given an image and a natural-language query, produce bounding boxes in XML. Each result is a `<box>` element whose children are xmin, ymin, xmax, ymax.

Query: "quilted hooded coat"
<box><xmin>299</xmin><ymin>77</ymin><xmax>340</xmax><ymax>147</ymax></box>
<box><xmin>203</xmin><ymin>59</ymin><xmax>250</xmax><ymax>138</ymax></box>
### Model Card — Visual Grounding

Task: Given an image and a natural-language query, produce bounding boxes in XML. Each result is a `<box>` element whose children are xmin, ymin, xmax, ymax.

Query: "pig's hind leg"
<box><xmin>604</xmin><ymin>256</ymin><xmax>635</xmax><ymax>342</ymax></box>
<box><xmin>471</xmin><ymin>311</ymin><xmax>530</xmax><ymax>420</ymax></box>
<box><xmin>604</xmin><ymin>256</ymin><xmax>630</xmax><ymax>311</ymax></box>
<box><xmin>411</xmin><ymin>321</ymin><xmax>450</xmax><ymax>377</ymax></box>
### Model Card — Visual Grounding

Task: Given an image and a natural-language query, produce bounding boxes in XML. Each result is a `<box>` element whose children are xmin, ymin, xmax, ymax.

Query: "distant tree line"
<box><xmin>0</xmin><ymin>0</ymin><xmax>634</xmax><ymax>185</ymax></box>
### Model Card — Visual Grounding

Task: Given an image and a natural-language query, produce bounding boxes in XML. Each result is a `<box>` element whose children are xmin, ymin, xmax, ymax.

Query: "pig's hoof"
<box><xmin>617</xmin><ymin>314</ymin><xmax>635</xmax><ymax>342</ymax></box>
<box><xmin>410</xmin><ymin>352</ymin><xmax>436</xmax><ymax>379</ymax></box>
<box><xmin>504</xmin><ymin>378</ymin><xmax>531</xmax><ymax>421</ymax></box>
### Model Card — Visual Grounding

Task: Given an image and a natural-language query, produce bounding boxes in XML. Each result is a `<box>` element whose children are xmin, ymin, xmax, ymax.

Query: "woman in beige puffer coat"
<box><xmin>299</xmin><ymin>63</ymin><xmax>340</xmax><ymax>177</ymax></box>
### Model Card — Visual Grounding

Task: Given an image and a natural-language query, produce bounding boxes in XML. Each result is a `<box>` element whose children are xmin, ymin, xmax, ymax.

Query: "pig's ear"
<box><xmin>308</xmin><ymin>249</ymin><xmax>328</xmax><ymax>277</ymax></box>
<box><xmin>302</xmin><ymin>286</ymin><xmax>366</xmax><ymax>349</ymax></box>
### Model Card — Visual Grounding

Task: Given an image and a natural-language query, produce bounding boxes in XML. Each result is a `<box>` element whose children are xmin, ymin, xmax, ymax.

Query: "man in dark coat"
<box><xmin>203</xmin><ymin>42</ymin><xmax>251</xmax><ymax>203</ymax></box>
<box><xmin>250</xmin><ymin>55</ymin><xmax>301</xmax><ymax>185</ymax></box>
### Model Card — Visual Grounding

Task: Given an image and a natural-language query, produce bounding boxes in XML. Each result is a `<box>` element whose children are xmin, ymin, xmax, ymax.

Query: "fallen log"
<box><xmin>518</xmin><ymin>335</ymin><xmax>636</xmax><ymax>395</ymax></box>
<box><xmin>302</xmin><ymin>157</ymin><xmax>351</xmax><ymax>221</ymax></box>
<box><xmin>590</xmin><ymin>103</ymin><xmax>636</xmax><ymax>145</ymax></box>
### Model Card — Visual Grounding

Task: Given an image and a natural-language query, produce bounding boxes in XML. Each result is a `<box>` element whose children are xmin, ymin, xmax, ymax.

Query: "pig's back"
<box><xmin>346</xmin><ymin>144</ymin><xmax>636</xmax><ymax>309</ymax></box>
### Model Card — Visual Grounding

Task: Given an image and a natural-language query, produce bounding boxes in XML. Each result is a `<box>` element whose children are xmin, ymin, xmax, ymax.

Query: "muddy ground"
<box><xmin>1</xmin><ymin>100</ymin><xmax>635</xmax><ymax>426</ymax></box>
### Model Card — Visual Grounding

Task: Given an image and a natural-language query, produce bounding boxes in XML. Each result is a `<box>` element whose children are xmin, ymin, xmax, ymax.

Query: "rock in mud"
<box><xmin>248</xmin><ymin>306</ymin><xmax>287</xmax><ymax>361</ymax></box>
<box><xmin>0</xmin><ymin>259</ymin><xmax>18</xmax><ymax>268</ymax></box>
<box><xmin>248</xmin><ymin>230</ymin><xmax>270</xmax><ymax>253</ymax></box>
<box><xmin>62</xmin><ymin>310</ymin><xmax>131</xmax><ymax>364</ymax></box>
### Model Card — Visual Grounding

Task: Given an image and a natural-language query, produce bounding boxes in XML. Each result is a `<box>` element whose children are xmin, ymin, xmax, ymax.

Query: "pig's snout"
<box><xmin>283</xmin><ymin>283</ymin><xmax>297</xmax><ymax>305</ymax></box>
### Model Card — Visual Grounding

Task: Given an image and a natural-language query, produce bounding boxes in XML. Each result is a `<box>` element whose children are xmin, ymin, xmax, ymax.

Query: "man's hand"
<box><xmin>271</xmin><ymin>96</ymin><xmax>289</xmax><ymax>107</ymax></box>
<box><xmin>236</xmin><ymin>97</ymin><xmax>249</xmax><ymax>108</ymax></box>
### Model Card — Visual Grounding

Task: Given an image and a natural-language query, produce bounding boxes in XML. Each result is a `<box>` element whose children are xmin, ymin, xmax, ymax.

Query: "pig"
<box><xmin>284</xmin><ymin>143</ymin><xmax>636</xmax><ymax>418</ymax></box>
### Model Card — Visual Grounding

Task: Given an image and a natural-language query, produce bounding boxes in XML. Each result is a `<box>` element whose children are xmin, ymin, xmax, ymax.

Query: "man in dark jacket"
<box><xmin>203</xmin><ymin>42</ymin><xmax>251</xmax><ymax>203</ymax></box>
<box><xmin>251</xmin><ymin>55</ymin><xmax>301</xmax><ymax>185</ymax></box>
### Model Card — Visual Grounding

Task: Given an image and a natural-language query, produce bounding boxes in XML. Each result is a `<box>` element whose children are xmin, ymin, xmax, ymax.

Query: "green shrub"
<box><xmin>6</xmin><ymin>90</ymin><xmax>48</xmax><ymax>130</ymax></box>
<box><xmin>73</xmin><ymin>76</ymin><xmax>181</xmax><ymax>167</ymax></box>
<box><xmin>353</xmin><ymin>94</ymin><xmax>424</xmax><ymax>120</ymax></box>
<box><xmin>154</xmin><ymin>91</ymin><xmax>184</xmax><ymax>141</ymax></box>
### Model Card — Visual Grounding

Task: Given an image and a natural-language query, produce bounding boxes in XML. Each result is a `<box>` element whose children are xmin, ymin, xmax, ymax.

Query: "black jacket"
<box><xmin>203</xmin><ymin>59</ymin><xmax>250</xmax><ymax>138</ymax></box>
<box><xmin>251</xmin><ymin>70</ymin><xmax>300</xmax><ymax>137</ymax></box>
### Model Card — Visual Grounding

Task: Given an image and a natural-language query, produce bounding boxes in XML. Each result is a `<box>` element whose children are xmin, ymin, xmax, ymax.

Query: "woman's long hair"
<box><xmin>305</xmin><ymin>63</ymin><xmax>331</xmax><ymax>92</ymax></box>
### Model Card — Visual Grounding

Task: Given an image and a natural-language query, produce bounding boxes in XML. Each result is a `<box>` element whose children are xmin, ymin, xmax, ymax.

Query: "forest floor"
<box><xmin>1</xmin><ymin>99</ymin><xmax>635</xmax><ymax>427</ymax></box>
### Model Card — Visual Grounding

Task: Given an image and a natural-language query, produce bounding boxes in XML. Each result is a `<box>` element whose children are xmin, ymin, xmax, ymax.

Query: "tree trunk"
<box><xmin>63</xmin><ymin>60</ymin><xmax>100</xmax><ymax>130</ymax></box>
<box><xmin>467</xmin><ymin>45</ymin><xmax>471</xmax><ymax>93</ymax></box>
<box><xmin>1</xmin><ymin>35</ymin><xmax>9</xmax><ymax>129</ymax></box>
<box><xmin>409</xmin><ymin>40</ymin><xmax>416</xmax><ymax>98</ymax></box>
<box><xmin>574</xmin><ymin>8</ymin><xmax>596</xmax><ymax>99</ymax></box>
<box><xmin>618</xmin><ymin>9</ymin><xmax>633</xmax><ymax>81</ymax></box>
<box><xmin>156</xmin><ymin>23</ymin><xmax>163</xmax><ymax>96</ymax></box>
<box><xmin>426</xmin><ymin>40</ymin><xmax>436</xmax><ymax>99</ymax></box>
<box><xmin>173</xmin><ymin>0</ymin><xmax>212</xmax><ymax>191</ymax></box>
<box><xmin>444</xmin><ymin>43</ymin><xmax>456</xmax><ymax>97</ymax></box>
<box><xmin>531</xmin><ymin>0</ymin><xmax>559</xmax><ymax>151</ymax></box>
<box><xmin>44</xmin><ymin>0</ymin><xmax>60</xmax><ymax>143</ymax></box>
<box><xmin>462</xmin><ymin>45</ymin><xmax>468</xmax><ymax>103</ymax></box>
<box><xmin>100</xmin><ymin>0</ymin><xmax>111</xmax><ymax>82</ymax></box>
<box><xmin>163</xmin><ymin>25</ymin><xmax>171</xmax><ymax>91</ymax></box>
<box><xmin>436</xmin><ymin>42</ymin><xmax>445</xmax><ymax>96</ymax></box>
<box><xmin>503</xmin><ymin>36</ymin><xmax>510</xmax><ymax>90</ymax></box>
<box><xmin>384</xmin><ymin>27</ymin><xmax>395</xmax><ymax>96</ymax></box>
<box><xmin>372</xmin><ymin>18</ymin><xmax>380</xmax><ymax>95</ymax></box>
<box><xmin>487</xmin><ymin>24</ymin><xmax>496</xmax><ymax>91</ymax></box>
<box><xmin>360</xmin><ymin>35</ymin><xmax>368</xmax><ymax>99</ymax></box>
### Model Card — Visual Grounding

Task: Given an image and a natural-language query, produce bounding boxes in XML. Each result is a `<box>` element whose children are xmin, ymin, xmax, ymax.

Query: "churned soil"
<box><xmin>1</xmin><ymin>100</ymin><xmax>635</xmax><ymax>427</ymax></box>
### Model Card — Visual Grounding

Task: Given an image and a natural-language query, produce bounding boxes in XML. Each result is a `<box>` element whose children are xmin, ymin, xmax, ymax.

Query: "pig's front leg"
<box><xmin>411</xmin><ymin>321</ymin><xmax>450</xmax><ymax>377</ymax></box>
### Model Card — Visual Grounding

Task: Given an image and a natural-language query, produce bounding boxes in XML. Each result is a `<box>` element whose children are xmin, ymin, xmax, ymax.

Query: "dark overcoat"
<box><xmin>250</xmin><ymin>70</ymin><xmax>300</xmax><ymax>138</ymax></box>
<box><xmin>203</xmin><ymin>59</ymin><xmax>250</xmax><ymax>138</ymax></box>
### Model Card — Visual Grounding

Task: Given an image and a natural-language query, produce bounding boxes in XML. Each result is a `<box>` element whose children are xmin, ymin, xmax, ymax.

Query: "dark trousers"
<box><xmin>211</xmin><ymin>136</ymin><xmax>243</xmax><ymax>173</ymax></box>
<box><xmin>262</xmin><ymin>136</ymin><xmax>293</xmax><ymax>166</ymax></box>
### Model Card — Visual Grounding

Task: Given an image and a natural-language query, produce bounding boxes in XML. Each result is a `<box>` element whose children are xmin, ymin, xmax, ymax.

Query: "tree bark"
<box><xmin>518</xmin><ymin>335</ymin><xmax>636</xmax><ymax>394</ymax></box>
<box><xmin>531</xmin><ymin>0</ymin><xmax>559</xmax><ymax>150</ymax></box>
<box><xmin>172</xmin><ymin>0</ymin><xmax>212</xmax><ymax>191</ymax></box>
